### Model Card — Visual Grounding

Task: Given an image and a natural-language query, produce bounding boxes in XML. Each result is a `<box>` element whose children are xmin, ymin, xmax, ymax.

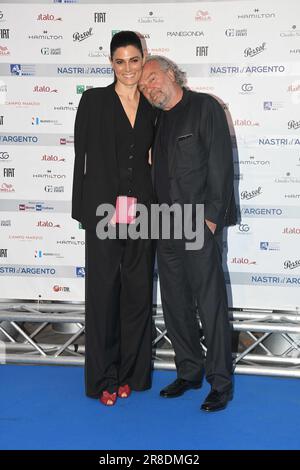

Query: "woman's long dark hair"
<box><xmin>110</xmin><ymin>30</ymin><xmax>143</xmax><ymax>59</ymax></box>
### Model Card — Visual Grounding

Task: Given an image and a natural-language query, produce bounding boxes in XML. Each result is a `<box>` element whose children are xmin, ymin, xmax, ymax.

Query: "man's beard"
<box><xmin>150</xmin><ymin>91</ymin><xmax>168</xmax><ymax>110</ymax></box>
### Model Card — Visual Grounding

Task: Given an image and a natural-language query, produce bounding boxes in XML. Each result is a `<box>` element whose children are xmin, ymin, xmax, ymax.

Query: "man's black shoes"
<box><xmin>201</xmin><ymin>389</ymin><xmax>233</xmax><ymax>412</ymax></box>
<box><xmin>160</xmin><ymin>378</ymin><xmax>202</xmax><ymax>398</ymax></box>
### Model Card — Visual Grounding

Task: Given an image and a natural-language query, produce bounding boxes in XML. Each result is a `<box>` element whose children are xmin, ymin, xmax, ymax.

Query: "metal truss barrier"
<box><xmin>1</xmin><ymin>302</ymin><xmax>300</xmax><ymax>378</ymax></box>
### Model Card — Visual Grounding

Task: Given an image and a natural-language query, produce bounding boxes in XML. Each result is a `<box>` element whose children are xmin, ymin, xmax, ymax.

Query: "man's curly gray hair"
<box><xmin>145</xmin><ymin>55</ymin><xmax>187</xmax><ymax>87</ymax></box>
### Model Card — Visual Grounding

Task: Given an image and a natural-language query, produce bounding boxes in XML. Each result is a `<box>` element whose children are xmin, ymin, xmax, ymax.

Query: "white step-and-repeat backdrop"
<box><xmin>0</xmin><ymin>0</ymin><xmax>299</xmax><ymax>310</ymax></box>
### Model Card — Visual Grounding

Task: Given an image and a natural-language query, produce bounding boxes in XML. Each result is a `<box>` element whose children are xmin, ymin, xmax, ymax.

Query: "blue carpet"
<box><xmin>0</xmin><ymin>365</ymin><xmax>300</xmax><ymax>450</ymax></box>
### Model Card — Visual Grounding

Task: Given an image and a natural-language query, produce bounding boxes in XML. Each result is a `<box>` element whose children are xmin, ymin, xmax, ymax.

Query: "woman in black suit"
<box><xmin>72</xmin><ymin>31</ymin><xmax>156</xmax><ymax>406</ymax></box>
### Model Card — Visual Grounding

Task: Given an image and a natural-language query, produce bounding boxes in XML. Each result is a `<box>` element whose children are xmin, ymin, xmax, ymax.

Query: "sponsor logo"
<box><xmin>88</xmin><ymin>46</ymin><xmax>109</xmax><ymax>58</ymax></box>
<box><xmin>244</xmin><ymin>42</ymin><xmax>266</xmax><ymax>58</ymax></box>
<box><xmin>138</xmin><ymin>11</ymin><xmax>164</xmax><ymax>24</ymax></box>
<box><xmin>19</xmin><ymin>202</ymin><xmax>55</xmax><ymax>212</ymax></box>
<box><xmin>237</xmin><ymin>9</ymin><xmax>276</xmax><ymax>20</ymax></box>
<box><xmin>41</xmin><ymin>47</ymin><xmax>61</xmax><ymax>55</ymax></box>
<box><xmin>32</xmin><ymin>117</ymin><xmax>61</xmax><ymax>126</ymax></box>
<box><xmin>37</xmin><ymin>220</ymin><xmax>60</xmax><ymax>228</ymax></box>
<box><xmin>0</xmin><ymin>11</ymin><xmax>5</xmax><ymax>22</ymax></box>
<box><xmin>10</xmin><ymin>64</ymin><xmax>35</xmax><ymax>76</ymax></box>
<box><xmin>59</xmin><ymin>136</ymin><xmax>74</xmax><ymax>145</ymax></box>
<box><xmin>3</xmin><ymin>168</ymin><xmax>15</xmax><ymax>177</ymax></box>
<box><xmin>241</xmin><ymin>186</ymin><xmax>262</xmax><ymax>200</ymax></box>
<box><xmin>0</xmin><ymin>152</ymin><xmax>9</xmax><ymax>160</ymax></box>
<box><xmin>235</xmin><ymin>155</ymin><xmax>271</xmax><ymax>167</ymax></box>
<box><xmin>225</xmin><ymin>28</ymin><xmax>247</xmax><ymax>37</ymax></box>
<box><xmin>0</xmin><ymin>115</ymin><xmax>3</xmax><ymax>125</ymax></box>
<box><xmin>237</xmin><ymin>223</ymin><xmax>251</xmax><ymax>234</ymax></box>
<box><xmin>280</xmin><ymin>25</ymin><xmax>300</xmax><ymax>38</ymax></box>
<box><xmin>0</xmin><ymin>29</ymin><xmax>9</xmax><ymax>39</ymax></box>
<box><xmin>231</xmin><ymin>257</ymin><xmax>256</xmax><ymax>265</ymax></box>
<box><xmin>56</xmin><ymin>237</ymin><xmax>85</xmax><ymax>246</ymax></box>
<box><xmin>195</xmin><ymin>10</ymin><xmax>211</xmax><ymax>22</ymax></box>
<box><xmin>41</xmin><ymin>154</ymin><xmax>65</xmax><ymax>162</ymax></box>
<box><xmin>76</xmin><ymin>267</ymin><xmax>85</xmax><ymax>277</ymax></box>
<box><xmin>37</xmin><ymin>14</ymin><xmax>62</xmax><ymax>21</ymax></box>
<box><xmin>288</xmin><ymin>83</ymin><xmax>300</xmax><ymax>92</ymax></box>
<box><xmin>53</xmin><ymin>103</ymin><xmax>77</xmax><ymax>111</ymax></box>
<box><xmin>0</xmin><ymin>249</ymin><xmax>7</xmax><ymax>258</ymax></box>
<box><xmin>240</xmin><ymin>83</ymin><xmax>253</xmax><ymax>93</ymax></box>
<box><xmin>0</xmin><ymin>45</ymin><xmax>9</xmax><ymax>56</ymax></box>
<box><xmin>33</xmin><ymin>170</ymin><xmax>66</xmax><ymax>179</ymax></box>
<box><xmin>73</xmin><ymin>27</ymin><xmax>93</xmax><ymax>42</ymax></box>
<box><xmin>290</xmin><ymin>49</ymin><xmax>300</xmax><ymax>54</ymax></box>
<box><xmin>33</xmin><ymin>85</ymin><xmax>58</xmax><ymax>93</ymax></box>
<box><xmin>94</xmin><ymin>12</ymin><xmax>106</xmax><ymax>23</ymax></box>
<box><xmin>53</xmin><ymin>285</ymin><xmax>70</xmax><ymax>292</ymax></box>
<box><xmin>0</xmin><ymin>220</ymin><xmax>11</xmax><ymax>227</ymax></box>
<box><xmin>288</xmin><ymin>120</ymin><xmax>300</xmax><ymax>130</ymax></box>
<box><xmin>0</xmin><ymin>183</ymin><xmax>14</xmax><ymax>193</ymax></box>
<box><xmin>9</xmin><ymin>234</ymin><xmax>43</xmax><ymax>242</ymax></box>
<box><xmin>196</xmin><ymin>46</ymin><xmax>208</xmax><ymax>57</ymax></box>
<box><xmin>28</xmin><ymin>31</ymin><xmax>63</xmax><ymax>40</ymax></box>
<box><xmin>44</xmin><ymin>185</ymin><xmax>64</xmax><ymax>193</ymax></box>
<box><xmin>167</xmin><ymin>31</ymin><xmax>204</xmax><ymax>37</ymax></box>
<box><xmin>76</xmin><ymin>85</ymin><xmax>93</xmax><ymax>94</ymax></box>
<box><xmin>263</xmin><ymin>101</ymin><xmax>284</xmax><ymax>111</ymax></box>
<box><xmin>234</xmin><ymin>119</ymin><xmax>259</xmax><ymax>126</ymax></box>
<box><xmin>34</xmin><ymin>249</ymin><xmax>63</xmax><ymax>259</ymax></box>
<box><xmin>283</xmin><ymin>227</ymin><xmax>300</xmax><ymax>235</ymax></box>
<box><xmin>285</xmin><ymin>193</ymin><xmax>300</xmax><ymax>199</ymax></box>
<box><xmin>284</xmin><ymin>260</ymin><xmax>300</xmax><ymax>270</ymax></box>
<box><xmin>275</xmin><ymin>173</ymin><xmax>300</xmax><ymax>183</ymax></box>
<box><xmin>260</xmin><ymin>242</ymin><xmax>280</xmax><ymax>251</ymax></box>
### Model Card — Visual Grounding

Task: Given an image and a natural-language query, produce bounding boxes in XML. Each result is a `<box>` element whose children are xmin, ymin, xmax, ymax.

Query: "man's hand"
<box><xmin>205</xmin><ymin>219</ymin><xmax>217</xmax><ymax>234</ymax></box>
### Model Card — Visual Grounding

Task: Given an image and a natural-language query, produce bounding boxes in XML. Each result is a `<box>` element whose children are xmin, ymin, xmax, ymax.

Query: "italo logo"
<box><xmin>283</xmin><ymin>227</ymin><xmax>300</xmax><ymax>234</ymax></box>
<box><xmin>41</xmin><ymin>154</ymin><xmax>65</xmax><ymax>162</ymax></box>
<box><xmin>33</xmin><ymin>85</ymin><xmax>58</xmax><ymax>93</ymax></box>
<box><xmin>231</xmin><ymin>257</ymin><xmax>256</xmax><ymax>265</ymax></box>
<box><xmin>37</xmin><ymin>14</ymin><xmax>62</xmax><ymax>21</ymax></box>
<box><xmin>234</xmin><ymin>119</ymin><xmax>259</xmax><ymax>126</ymax></box>
<box><xmin>37</xmin><ymin>220</ymin><xmax>60</xmax><ymax>228</ymax></box>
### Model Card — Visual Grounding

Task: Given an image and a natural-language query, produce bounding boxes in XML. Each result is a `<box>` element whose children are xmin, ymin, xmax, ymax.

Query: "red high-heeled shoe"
<box><xmin>99</xmin><ymin>390</ymin><xmax>117</xmax><ymax>406</ymax></box>
<box><xmin>118</xmin><ymin>384</ymin><xmax>131</xmax><ymax>398</ymax></box>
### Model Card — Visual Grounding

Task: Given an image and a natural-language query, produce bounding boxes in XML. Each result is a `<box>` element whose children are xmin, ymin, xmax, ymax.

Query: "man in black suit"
<box><xmin>139</xmin><ymin>56</ymin><xmax>237</xmax><ymax>412</ymax></box>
